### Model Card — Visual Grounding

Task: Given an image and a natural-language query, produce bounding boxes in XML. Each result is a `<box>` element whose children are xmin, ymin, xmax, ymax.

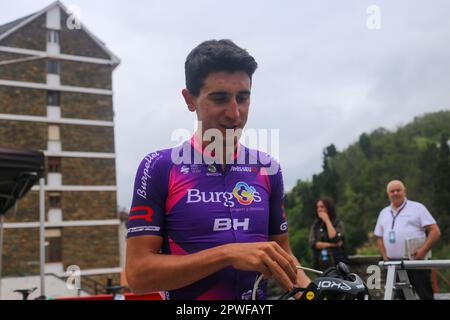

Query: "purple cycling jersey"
<box><xmin>127</xmin><ymin>136</ymin><xmax>288</xmax><ymax>300</ymax></box>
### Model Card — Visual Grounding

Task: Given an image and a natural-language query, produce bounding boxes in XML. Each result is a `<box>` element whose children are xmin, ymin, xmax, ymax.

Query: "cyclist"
<box><xmin>125</xmin><ymin>39</ymin><xmax>310</xmax><ymax>300</ymax></box>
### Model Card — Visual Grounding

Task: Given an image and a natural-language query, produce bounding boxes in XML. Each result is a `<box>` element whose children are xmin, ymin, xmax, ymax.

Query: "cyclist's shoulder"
<box><xmin>241</xmin><ymin>145</ymin><xmax>280</xmax><ymax>167</ymax></box>
<box><xmin>137</xmin><ymin>146</ymin><xmax>178</xmax><ymax>171</ymax></box>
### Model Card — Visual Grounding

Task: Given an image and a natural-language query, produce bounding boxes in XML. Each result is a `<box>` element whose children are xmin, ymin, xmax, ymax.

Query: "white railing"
<box><xmin>379</xmin><ymin>260</ymin><xmax>450</xmax><ymax>300</ymax></box>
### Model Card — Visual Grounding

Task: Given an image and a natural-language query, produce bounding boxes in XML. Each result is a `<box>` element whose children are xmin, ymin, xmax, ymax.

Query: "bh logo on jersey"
<box><xmin>233</xmin><ymin>181</ymin><xmax>259</xmax><ymax>205</ymax></box>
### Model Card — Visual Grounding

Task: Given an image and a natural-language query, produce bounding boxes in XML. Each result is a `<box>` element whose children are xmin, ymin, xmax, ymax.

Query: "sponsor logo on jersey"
<box><xmin>128</xmin><ymin>226</ymin><xmax>160</xmax><ymax>233</ymax></box>
<box><xmin>230</xmin><ymin>166</ymin><xmax>258</xmax><ymax>173</ymax></box>
<box><xmin>129</xmin><ymin>206</ymin><xmax>154</xmax><ymax>222</ymax></box>
<box><xmin>280</xmin><ymin>222</ymin><xmax>288</xmax><ymax>231</ymax></box>
<box><xmin>137</xmin><ymin>152</ymin><xmax>160</xmax><ymax>199</ymax></box>
<box><xmin>206</xmin><ymin>164</ymin><xmax>221</xmax><ymax>176</ymax></box>
<box><xmin>186</xmin><ymin>182</ymin><xmax>261</xmax><ymax>207</ymax></box>
<box><xmin>190</xmin><ymin>164</ymin><xmax>202</xmax><ymax>174</ymax></box>
<box><xmin>240</xmin><ymin>288</ymin><xmax>264</xmax><ymax>300</ymax></box>
<box><xmin>213</xmin><ymin>218</ymin><xmax>249</xmax><ymax>231</ymax></box>
<box><xmin>180</xmin><ymin>165</ymin><xmax>189</xmax><ymax>174</ymax></box>
<box><xmin>233</xmin><ymin>181</ymin><xmax>260</xmax><ymax>205</ymax></box>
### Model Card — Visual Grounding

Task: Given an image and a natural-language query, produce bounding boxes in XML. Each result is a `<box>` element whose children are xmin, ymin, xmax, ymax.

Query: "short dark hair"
<box><xmin>185</xmin><ymin>39</ymin><xmax>258</xmax><ymax>96</ymax></box>
<box><xmin>317</xmin><ymin>197</ymin><xmax>337</xmax><ymax>221</ymax></box>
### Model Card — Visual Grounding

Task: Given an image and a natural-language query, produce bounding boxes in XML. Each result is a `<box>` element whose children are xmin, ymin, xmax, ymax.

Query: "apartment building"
<box><xmin>0</xmin><ymin>1</ymin><xmax>122</xmax><ymax>287</ymax></box>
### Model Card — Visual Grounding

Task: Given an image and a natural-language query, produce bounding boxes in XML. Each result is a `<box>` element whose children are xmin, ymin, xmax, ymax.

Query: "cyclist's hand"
<box><xmin>224</xmin><ymin>242</ymin><xmax>298</xmax><ymax>291</ymax></box>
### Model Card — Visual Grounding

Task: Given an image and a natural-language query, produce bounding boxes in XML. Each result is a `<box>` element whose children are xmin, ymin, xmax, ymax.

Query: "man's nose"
<box><xmin>225</xmin><ymin>97</ymin><xmax>240</xmax><ymax>122</ymax></box>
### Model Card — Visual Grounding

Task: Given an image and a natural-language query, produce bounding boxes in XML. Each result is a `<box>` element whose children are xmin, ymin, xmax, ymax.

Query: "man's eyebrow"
<box><xmin>208</xmin><ymin>91</ymin><xmax>229</xmax><ymax>97</ymax></box>
<box><xmin>207</xmin><ymin>90</ymin><xmax>251</xmax><ymax>97</ymax></box>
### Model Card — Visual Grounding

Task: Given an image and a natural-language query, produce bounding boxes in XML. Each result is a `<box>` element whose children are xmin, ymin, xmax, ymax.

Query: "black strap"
<box><xmin>390</xmin><ymin>200</ymin><xmax>407</xmax><ymax>230</ymax></box>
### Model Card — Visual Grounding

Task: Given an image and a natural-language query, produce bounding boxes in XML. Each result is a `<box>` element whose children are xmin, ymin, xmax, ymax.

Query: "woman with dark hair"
<box><xmin>309</xmin><ymin>197</ymin><xmax>349</xmax><ymax>270</ymax></box>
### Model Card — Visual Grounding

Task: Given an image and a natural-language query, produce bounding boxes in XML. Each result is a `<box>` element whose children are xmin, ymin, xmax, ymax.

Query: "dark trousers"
<box><xmin>395</xmin><ymin>269</ymin><xmax>434</xmax><ymax>300</ymax></box>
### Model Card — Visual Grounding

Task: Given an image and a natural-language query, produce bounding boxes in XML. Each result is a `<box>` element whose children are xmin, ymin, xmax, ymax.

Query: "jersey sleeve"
<box><xmin>267</xmin><ymin>161</ymin><xmax>288</xmax><ymax>235</ymax></box>
<box><xmin>127</xmin><ymin>151</ymin><xmax>170</xmax><ymax>238</ymax></box>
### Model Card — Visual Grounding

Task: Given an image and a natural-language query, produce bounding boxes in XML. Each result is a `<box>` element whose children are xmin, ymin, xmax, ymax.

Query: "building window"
<box><xmin>47</xmin><ymin>91</ymin><xmax>60</xmax><ymax>106</ymax></box>
<box><xmin>45</xmin><ymin>228</ymin><xmax>62</xmax><ymax>263</ymax></box>
<box><xmin>47</xmin><ymin>30</ymin><xmax>60</xmax><ymax>44</ymax></box>
<box><xmin>47</xmin><ymin>60</ymin><xmax>59</xmax><ymax>74</ymax></box>
<box><xmin>48</xmin><ymin>125</ymin><xmax>60</xmax><ymax>142</ymax></box>
<box><xmin>47</xmin><ymin>157</ymin><xmax>61</xmax><ymax>173</ymax></box>
<box><xmin>49</xmin><ymin>192</ymin><xmax>62</xmax><ymax>208</ymax></box>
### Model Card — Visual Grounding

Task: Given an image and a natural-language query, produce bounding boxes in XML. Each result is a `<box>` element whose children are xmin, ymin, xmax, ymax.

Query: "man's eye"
<box><xmin>237</xmin><ymin>95</ymin><xmax>250</xmax><ymax>103</ymax></box>
<box><xmin>212</xmin><ymin>96</ymin><xmax>228</xmax><ymax>103</ymax></box>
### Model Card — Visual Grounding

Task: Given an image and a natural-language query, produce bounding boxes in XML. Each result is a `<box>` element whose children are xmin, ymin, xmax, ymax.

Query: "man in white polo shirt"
<box><xmin>374</xmin><ymin>180</ymin><xmax>441</xmax><ymax>300</ymax></box>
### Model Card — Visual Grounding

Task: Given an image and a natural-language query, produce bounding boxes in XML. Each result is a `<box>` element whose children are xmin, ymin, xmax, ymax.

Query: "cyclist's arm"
<box><xmin>126</xmin><ymin>235</ymin><xmax>298</xmax><ymax>294</ymax></box>
<box><xmin>269</xmin><ymin>233</ymin><xmax>310</xmax><ymax>289</ymax></box>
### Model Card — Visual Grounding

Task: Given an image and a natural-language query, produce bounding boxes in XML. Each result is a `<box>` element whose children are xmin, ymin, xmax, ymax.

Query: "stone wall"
<box><xmin>62</xmin><ymin>191</ymin><xmax>117</xmax><ymax>220</ymax></box>
<box><xmin>0</xmin><ymin>14</ymin><xmax>46</xmax><ymax>51</ymax></box>
<box><xmin>0</xmin><ymin>120</ymin><xmax>47</xmax><ymax>150</ymax></box>
<box><xmin>60</xmin><ymin>60</ymin><xmax>112</xmax><ymax>90</ymax></box>
<box><xmin>60</xmin><ymin>124</ymin><xmax>115</xmax><ymax>153</ymax></box>
<box><xmin>61</xmin><ymin>158</ymin><xmax>116</xmax><ymax>185</ymax></box>
<box><xmin>60</xmin><ymin>92</ymin><xmax>113</xmax><ymax>121</ymax></box>
<box><xmin>3</xmin><ymin>190</ymin><xmax>118</xmax><ymax>222</ymax></box>
<box><xmin>59</xmin><ymin>11</ymin><xmax>110</xmax><ymax>59</ymax></box>
<box><xmin>2</xmin><ymin>228</ymin><xmax>40</xmax><ymax>276</ymax></box>
<box><xmin>0</xmin><ymin>86</ymin><xmax>46</xmax><ymax>116</ymax></box>
<box><xmin>62</xmin><ymin>226</ymin><xmax>120</xmax><ymax>270</ymax></box>
<box><xmin>0</xmin><ymin>52</ymin><xmax>46</xmax><ymax>83</ymax></box>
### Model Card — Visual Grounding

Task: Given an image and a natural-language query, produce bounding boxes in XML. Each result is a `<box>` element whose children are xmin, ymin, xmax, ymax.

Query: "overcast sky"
<box><xmin>1</xmin><ymin>0</ymin><xmax>449</xmax><ymax>209</ymax></box>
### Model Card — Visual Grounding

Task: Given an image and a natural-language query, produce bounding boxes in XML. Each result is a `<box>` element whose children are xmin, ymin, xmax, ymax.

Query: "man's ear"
<box><xmin>182</xmin><ymin>89</ymin><xmax>197</xmax><ymax>112</ymax></box>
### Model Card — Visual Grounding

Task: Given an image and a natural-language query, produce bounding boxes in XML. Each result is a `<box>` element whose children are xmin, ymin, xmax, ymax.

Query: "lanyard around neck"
<box><xmin>390</xmin><ymin>200</ymin><xmax>407</xmax><ymax>230</ymax></box>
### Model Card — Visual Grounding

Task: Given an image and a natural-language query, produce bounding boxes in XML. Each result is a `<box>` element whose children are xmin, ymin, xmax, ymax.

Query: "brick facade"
<box><xmin>59</xmin><ymin>11</ymin><xmax>110</xmax><ymax>59</ymax></box>
<box><xmin>0</xmin><ymin>4</ymin><xmax>121</xmax><ymax>281</ymax></box>
<box><xmin>4</xmin><ymin>191</ymin><xmax>40</xmax><ymax>223</ymax></box>
<box><xmin>0</xmin><ymin>87</ymin><xmax>47</xmax><ymax>116</ymax></box>
<box><xmin>0</xmin><ymin>52</ymin><xmax>46</xmax><ymax>83</ymax></box>
<box><xmin>0</xmin><ymin>120</ymin><xmax>47</xmax><ymax>150</ymax></box>
<box><xmin>1</xmin><ymin>226</ymin><xmax>122</xmax><ymax>276</ymax></box>
<box><xmin>2</xmin><ymin>228</ymin><xmax>40</xmax><ymax>276</ymax></box>
<box><xmin>60</xmin><ymin>60</ymin><xmax>112</xmax><ymax>90</ymax></box>
<box><xmin>60</xmin><ymin>92</ymin><xmax>113</xmax><ymax>121</ymax></box>
<box><xmin>61</xmin><ymin>158</ymin><xmax>116</xmax><ymax>185</ymax></box>
<box><xmin>60</xmin><ymin>124</ymin><xmax>115</xmax><ymax>153</ymax></box>
<box><xmin>3</xmin><ymin>190</ymin><xmax>118</xmax><ymax>222</ymax></box>
<box><xmin>0</xmin><ymin>14</ymin><xmax>46</xmax><ymax>51</ymax></box>
<box><xmin>62</xmin><ymin>191</ymin><xmax>117</xmax><ymax>220</ymax></box>
<box><xmin>62</xmin><ymin>226</ymin><xmax>120</xmax><ymax>269</ymax></box>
